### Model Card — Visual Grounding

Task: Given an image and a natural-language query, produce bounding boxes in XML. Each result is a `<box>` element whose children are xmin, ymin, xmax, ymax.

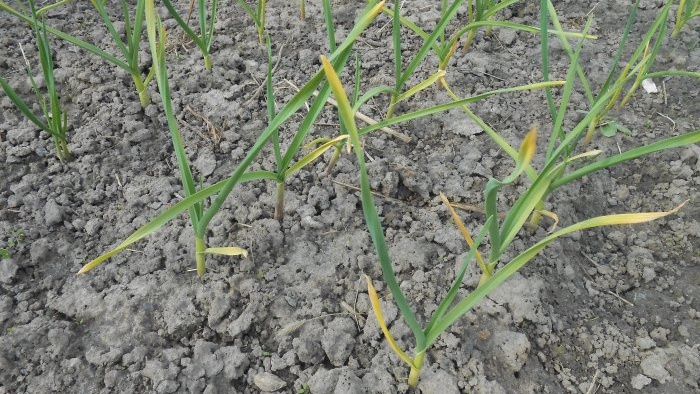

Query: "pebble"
<box><xmin>44</xmin><ymin>199</ymin><xmax>64</xmax><ymax>226</ymax></box>
<box><xmin>631</xmin><ymin>374</ymin><xmax>652</xmax><ymax>389</ymax></box>
<box><xmin>334</xmin><ymin>369</ymin><xmax>364</xmax><ymax>394</ymax></box>
<box><xmin>498</xmin><ymin>29</ymin><xmax>517</xmax><ymax>46</ymax></box>
<box><xmin>84</xmin><ymin>218</ymin><xmax>104</xmax><ymax>235</ymax></box>
<box><xmin>419</xmin><ymin>366</ymin><xmax>460</xmax><ymax>394</ymax></box>
<box><xmin>0</xmin><ymin>258</ymin><xmax>19</xmax><ymax>283</ymax></box>
<box><xmin>253</xmin><ymin>372</ymin><xmax>286</xmax><ymax>392</ymax></box>
<box><xmin>635</xmin><ymin>336</ymin><xmax>656</xmax><ymax>350</ymax></box>
<box><xmin>650</xmin><ymin>327</ymin><xmax>670</xmax><ymax>342</ymax></box>
<box><xmin>640</xmin><ymin>351</ymin><xmax>670</xmax><ymax>383</ymax></box>
<box><xmin>215</xmin><ymin>346</ymin><xmax>249</xmax><ymax>380</ymax></box>
<box><xmin>194</xmin><ymin>147</ymin><xmax>217</xmax><ymax>177</ymax></box>
<box><xmin>491</xmin><ymin>330</ymin><xmax>531</xmax><ymax>372</ymax></box>
<box><xmin>293</xmin><ymin>338</ymin><xmax>324</xmax><ymax>364</ymax></box>
<box><xmin>6</xmin><ymin>127</ymin><xmax>35</xmax><ymax>144</ymax></box>
<box><xmin>322</xmin><ymin>318</ymin><xmax>357</xmax><ymax>366</ymax></box>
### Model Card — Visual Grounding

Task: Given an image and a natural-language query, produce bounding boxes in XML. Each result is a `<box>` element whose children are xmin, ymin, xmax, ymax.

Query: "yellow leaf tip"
<box><xmin>520</xmin><ymin>125</ymin><xmax>538</xmax><ymax>163</ymax></box>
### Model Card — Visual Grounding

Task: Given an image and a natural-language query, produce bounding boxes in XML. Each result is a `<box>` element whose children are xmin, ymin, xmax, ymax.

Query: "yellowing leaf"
<box><xmin>590</xmin><ymin>201</ymin><xmax>686</xmax><ymax>226</ymax></box>
<box><xmin>201</xmin><ymin>247</ymin><xmax>248</xmax><ymax>258</ymax></box>
<box><xmin>303</xmin><ymin>138</ymin><xmax>332</xmax><ymax>149</ymax></box>
<box><xmin>439</xmin><ymin>192</ymin><xmax>489</xmax><ymax>275</ymax></box>
<box><xmin>518</xmin><ymin>125</ymin><xmax>538</xmax><ymax>166</ymax></box>
<box><xmin>286</xmin><ymin>135</ymin><xmax>348</xmax><ymax>177</ymax></box>
<box><xmin>320</xmin><ymin>55</ymin><xmax>354</xmax><ymax>128</ymax></box>
<box><xmin>365</xmin><ymin>275</ymin><xmax>415</xmax><ymax>368</ymax></box>
<box><xmin>534</xmin><ymin>208</ymin><xmax>559</xmax><ymax>233</ymax></box>
<box><xmin>396</xmin><ymin>70</ymin><xmax>447</xmax><ymax>103</ymax></box>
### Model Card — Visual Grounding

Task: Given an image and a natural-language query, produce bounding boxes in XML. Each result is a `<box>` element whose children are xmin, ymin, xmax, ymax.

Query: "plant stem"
<box><xmin>529</xmin><ymin>199</ymin><xmax>545</xmax><ymax>231</ymax></box>
<box><xmin>131</xmin><ymin>74</ymin><xmax>150</xmax><ymax>107</ymax></box>
<box><xmin>386</xmin><ymin>94</ymin><xmax>398</xmax><ymax>118</ymax></box>
<box><xmin>407</xmin><ymin>351</ymin><xmax>426</xmax><ymax>387</ymax></box>
<box><xmin>274</xmin><ymin>181</ymin><xmax>285</xmax><ymax>222</ymax></box>
<box><xmin>195</xmin><ymin>235</ymin><xmax>206</xmax><ymax>276</ymax></box>
<box><xmin>56</xmin><ymin>138</ymin><xmax>71</xmax><ymax>161</ymax></box>
<box><xmin>325</xmin><ymin>147</ymin><xmax>341</xmax><ymax>175</ymax></box>
<box><xmin>203</xmin><ymin>54</ymin><xmax>212</xmax><ymax>70</ymax></box>
<box><xmin>462</xmin><ymin>28</ymin><xmax>476</xmax><ymax>51</ymax></box>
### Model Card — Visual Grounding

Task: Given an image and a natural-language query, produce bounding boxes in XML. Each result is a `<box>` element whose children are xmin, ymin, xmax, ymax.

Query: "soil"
<box><xmin>1</xmin><ymin>1</ymin><xmax>698</xmax><ymax>393</ymax></box>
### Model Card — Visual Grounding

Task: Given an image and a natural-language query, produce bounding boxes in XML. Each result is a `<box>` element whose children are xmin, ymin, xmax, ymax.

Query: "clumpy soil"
<box><xmin>1</xmin><ymin>1</ymin><xmax>698</xmax><ymax>393</ymax></box>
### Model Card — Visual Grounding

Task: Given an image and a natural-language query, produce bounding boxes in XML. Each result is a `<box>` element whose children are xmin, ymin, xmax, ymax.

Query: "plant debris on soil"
<box><xmin>1</xmin><ymin>1</ymin><xmax>698</xmax><ymax>393</ymax></box>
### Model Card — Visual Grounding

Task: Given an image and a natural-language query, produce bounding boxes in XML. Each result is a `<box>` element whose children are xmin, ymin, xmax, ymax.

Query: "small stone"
<box><xmin>419</xmin><ymin>366</ymin><xmax>460</xmax><ymax>394</ymax></box>
<box><xmin>650</xmin><ymin>327</ymin><xmax>670</xmax><ymax>342</ymax></box>
<box><xmin>47</xmin><ymin>328</ymin><xmax>71</xmax><ymax>354</ymax></box>
<box><xmin>122</xmin><ymin>346</ymin><xmax>147</xmax><ymax>365</ymax></box>
<box><xmin>636</xmin><ymin>336</ymin><xmax>656</xmax><ymax>350</ymax></box>
<box><xmin>253</xmin><ymin>372</ymin><xmax>286</xmax><ymax>392</ymax></box>
<box><xmin>217</xmin><ymin>346</ymin><xmax>249</xmax><ymax>380</ymax></box>
<box><xmin>308</xmin><ymin>368</ymin><xmax>340</xmax><ymax>393</ymax></box>
<box><xmin>145</xmin><ymin>104</ymin><xmax>158</xmax><ymax>118</ymax></box>
<box><xmin>497</xmin><ymin>28</ymin><xmax>517</xmax><ymax>46</ymax></box>
<box><xmin>334</xmin><ymin>369</ymin><xmax>365</xmax><ymax>394</ymax></box>
<box><xmin>631</xmin><ymin>374</ymin><xmax>652</xmax><ymax>389</ymax></box>
<box><xmin>227</xmin><ymin>302</ymin><xmax>257</xmax><ymax>338</ymax></box>
<box><xmin>7</xmin><ymin>127</ymin><xmax>35</xmax><ymax>144</ymax></box>
<box><xmin>104</xmin><ymin>370</ymin><xmax>122</xmax><ymax>388</ymax></box>
<box><xmin>127</xmin><ymin>124</ymin><xmax>150</xmax><ymax>142</ymax></box>
<box><xmin>677</xmin><ymin>325</ymin><xmax>689</xmax><ymax>337</ymax></box>
<box><xmin>640</xmin><ymin>351</ymin><xmax>671</xmax><ymax>383</ymax></box>
<box><xmin>156</xmin><ymin>380</ymin><xmax>179</xmax><ymax>394</ymax></box>
<box><xmin>0</xmin><ymin>259</ymin><xmax>19</xmax><ymax>283</ymax></box>
<box><xmin>84</xmin><ymin>218</ymin><xmax>104</xmax><ymax>235</ymax></box>
<box><xmin>362</xmin><ymin>368</ymin><xmax>394</xmax><ymax>393</ymax></box>
<box><xmin>207</xmin><ymin>294</ymin><xmax>232</xmax><ymax>326</ymax></box>
<box><xmin>293</xmin><ymin>338</ymin><xmax>324</xmax><ymax>364</ymax></box>
<box><xmin>195</xmin><ymin>147</ymin><xmax>217</xmax><ymax>177</ymax></box>
<box><xmin>193</xmin><ymin>341</ymin><xmax>223</xmax><ymax>378</ymax></box>
<box><xmin>491</xmin><ymin>330</ymin><xmax>531</xmax><ymax>372</ymax></box>
<box><xmin>321</xmin><ymin>318</ymin><xmax>357</xmax><ymax>366</ymax></box>
<box><xmin>71</xmin><ymin>218</ymin><xmax>86</xmax><ymax>230</ymax></box>
<box><xmin>44</xmin><ymin>199</ymin><xmax>64</xmax><ymax>226</ymax></box>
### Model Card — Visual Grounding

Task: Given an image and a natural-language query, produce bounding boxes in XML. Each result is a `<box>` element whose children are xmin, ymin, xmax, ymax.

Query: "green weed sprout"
<box><xmin>78</xmin><ymin>1</ymin><xmax>388</xmax><ymax>276</ymax></box>
<box><xmin>161</xmin><ymin>0</ymin><xmax>217</xmax><ymax>69</ymax></box>
<box><xmin>0</xmin><ymin>229</ymin><xmax>26</xmax><ymax>260</ymax></box>
<box><xmin>672</xmin><ymin>0</ymin><xmax>699</xmax><ymax>37</ymax></box>
<box><xmin>321</xmin><ymin>50</ymin><xmax>689</xmax><ymax>386</ymax></box>
<box><xmin>0</xmin><ymin>0</ymin><xmax>154</xmax><ymax>106</ymax></box>
<box><xmin>0</xmin><ymin>0</ymin><xmax>70</xmax><ymax>161</ymax></box>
